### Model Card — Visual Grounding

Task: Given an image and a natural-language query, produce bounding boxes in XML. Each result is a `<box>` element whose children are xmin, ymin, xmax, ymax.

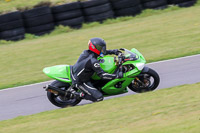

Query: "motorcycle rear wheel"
<box><xmin>47</xmin><ymin>80</ymin><xmax>82</xmax><ymax>108</ymax></box>
<box><xmin>128</xmin><ymin>68</ymin><xmax>160</xmax><ymax>93</ymax></box>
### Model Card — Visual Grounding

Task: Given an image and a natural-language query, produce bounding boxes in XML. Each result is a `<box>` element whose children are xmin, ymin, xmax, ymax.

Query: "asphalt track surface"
<box><xmin>0</xmin><ymin>54</ymin><xmax>200</xmax><ymax>121</ymax></box>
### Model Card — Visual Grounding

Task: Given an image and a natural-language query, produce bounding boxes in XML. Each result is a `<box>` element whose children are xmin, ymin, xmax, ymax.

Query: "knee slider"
<box><xmin>94</xmin><ymin>94</ymin><xmax>104</xmax><ymax>102</ymax></box>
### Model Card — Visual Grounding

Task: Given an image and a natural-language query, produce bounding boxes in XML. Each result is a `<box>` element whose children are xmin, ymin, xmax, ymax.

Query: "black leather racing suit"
<box><xmin>71</xmin><ymin>50</ymin><xmax>118</xmax><ymax>102</ymax></box>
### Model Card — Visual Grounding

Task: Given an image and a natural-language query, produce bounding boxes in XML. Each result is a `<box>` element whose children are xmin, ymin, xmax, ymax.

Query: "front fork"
<box><xmin>133</xmin><ymin>74</ymin><xmax>151</xmax><ymax>88</ymax></box>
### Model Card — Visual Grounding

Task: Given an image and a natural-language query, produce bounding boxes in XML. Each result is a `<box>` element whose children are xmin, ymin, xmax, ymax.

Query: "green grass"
<box><xmin>0</xmin><ymin>82</ymin><xmax>200</xmax><ymax>133</ymax></box>
<box><xmin>0</xmin><ymin>0</ymin><xmax>78</xmax><ymax>13</ymax></box>
<box><xmin>0</xmin><ymin>0</ymin><xmax>200</xmax><ymax>13</ymax></box>
<box><xmin>0</xmin><ymin>5</ymin><xmax>200</xmax><ymax>89</ymax></box>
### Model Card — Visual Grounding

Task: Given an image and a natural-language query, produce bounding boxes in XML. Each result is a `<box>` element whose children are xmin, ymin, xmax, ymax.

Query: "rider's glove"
<box><xmin>112</xmin><ymin>49</ymin><xmax>121</xmax><ymax>55</ymax></box>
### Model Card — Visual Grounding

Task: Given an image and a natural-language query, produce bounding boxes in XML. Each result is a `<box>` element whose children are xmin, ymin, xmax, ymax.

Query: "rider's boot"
<box><xmin>66</xmin><ymin>87</ymin><xmax>84</xmax><ymax>99</ymax></box>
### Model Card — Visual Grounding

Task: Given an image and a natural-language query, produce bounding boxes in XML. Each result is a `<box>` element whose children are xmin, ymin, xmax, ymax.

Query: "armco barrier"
<box><xmin>0</xmin><ymin>0</ymin><xmax>198</xmax><ymax>41</ymax></box>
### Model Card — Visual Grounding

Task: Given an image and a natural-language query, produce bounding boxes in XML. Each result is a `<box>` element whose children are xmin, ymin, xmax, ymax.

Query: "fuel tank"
<box><xmin>92</xmin><ymin>56</ymin><xmax>117</xmax><ymax>80</ymax></box>
<box><xmin>99</xmin><ymin>56</ymin><xmax>117</xmax><ymax>73</ymax></box>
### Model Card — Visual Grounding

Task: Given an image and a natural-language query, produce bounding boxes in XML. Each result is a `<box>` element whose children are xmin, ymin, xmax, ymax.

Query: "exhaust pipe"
<box><xmin>43</xmin><ymin>85</ymin><xmax>67</xmax><ymax>96</ymax></box>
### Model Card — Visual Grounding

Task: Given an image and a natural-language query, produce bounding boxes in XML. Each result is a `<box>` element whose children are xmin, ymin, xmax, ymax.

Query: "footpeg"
<box><xmin>43</xmin><ymin>85</ymin><xmax>49</xmax><ymax>90</ymax></box>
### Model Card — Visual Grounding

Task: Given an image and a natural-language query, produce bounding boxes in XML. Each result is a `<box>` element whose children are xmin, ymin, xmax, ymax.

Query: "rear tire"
<box><xmin>128</xmin><ymin>68</ymin><xmax>160</xmax><ymax>93</ymax></box>
<box><xmin>47</xmin><ymin>81</ymin><xmax>81</xmax><ymax>108</ymax></box>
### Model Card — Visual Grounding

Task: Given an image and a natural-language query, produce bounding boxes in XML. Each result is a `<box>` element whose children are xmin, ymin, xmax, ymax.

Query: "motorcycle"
<box><xmin>43</xmin><ymin>48</ymin><xmax>160</xmax><ymax>108</ymax></box>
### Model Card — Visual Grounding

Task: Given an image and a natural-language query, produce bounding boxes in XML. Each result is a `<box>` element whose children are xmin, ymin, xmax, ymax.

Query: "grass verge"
<box><xmin>0</xmin><ymin>5</ymin><xmax>200</xmax><ymax>89</ymax></box>
<box><xmin>0</xmin><ymin>0</ymin><xmax>77</xmax><ymax>13</ymax></box>
<box><xmin>0</xmin><ymin>82</ymin><xmax>200</xmax><ymax>133</ymax></box>
<box><xmin>0</xmin><ymin>0</ymin><xmax>200</xmax><ymax>13</ymax></box>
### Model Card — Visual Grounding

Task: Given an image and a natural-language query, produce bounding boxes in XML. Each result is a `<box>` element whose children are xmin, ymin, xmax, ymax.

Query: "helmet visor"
<box><xmin>102</xmin><ymin>46</ymin><xmax>106</xmax><ymax>55</ymax></box>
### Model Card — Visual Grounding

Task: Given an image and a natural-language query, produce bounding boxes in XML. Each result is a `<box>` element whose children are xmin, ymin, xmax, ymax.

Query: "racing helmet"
<box><xmin>88</xmin><ymin>37</ymin><xmax>106</xmax><ymax>55</ymax></box>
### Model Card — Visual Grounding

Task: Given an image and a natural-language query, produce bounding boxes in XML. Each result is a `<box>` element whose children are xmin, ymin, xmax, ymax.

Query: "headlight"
<box><xmin>135</xmin><ymin>63</ymin><xmax>145</xmax><ymax>71</ymax></box>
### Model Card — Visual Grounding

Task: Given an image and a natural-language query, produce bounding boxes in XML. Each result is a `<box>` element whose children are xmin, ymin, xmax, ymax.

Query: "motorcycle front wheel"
<box><xmin>128</xmin><ymin>68</ymin><xmax>160</xmax><ymax>93</ymax></box>
<box><xmin>47</xmin><ymin>80</ymin><xmax>82</xmax><ymax>108</ymax></box>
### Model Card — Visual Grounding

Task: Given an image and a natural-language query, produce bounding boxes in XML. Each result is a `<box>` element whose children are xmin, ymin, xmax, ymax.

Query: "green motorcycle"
<box><xmin>43</xmin><ymin>48</ymin><xmax>160</xmax><ymax>107</ymax></box>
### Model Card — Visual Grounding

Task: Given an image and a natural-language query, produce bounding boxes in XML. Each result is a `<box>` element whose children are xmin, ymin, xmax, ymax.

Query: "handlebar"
<box><xmin>114</xmin><ymin>52</ymin><xmax>125</xmax><ymax>67</ymax></box>
<box><xmin>118</xmin><ymin>54</ymin><xmax>123</xmax><ymax>65</ymax></box>
<box><xmin>114</xmin><ymin>49</ymin><xmax>125</xmax><ymax>75</ymax></box>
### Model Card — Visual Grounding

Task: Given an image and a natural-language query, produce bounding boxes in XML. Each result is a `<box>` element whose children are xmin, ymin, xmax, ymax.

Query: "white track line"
<box><xmin>0</xmin><ymin>54</ymin><xmax>199</xmax><ymax>92</ymax></box>
<box><xmin>147</xmin><ymin>54</ymin><xmax>200</xmax><ymax>65</ymax></box>
<box><xmin>0</xmin><ymin>81</ymin><xmax>53</xmax><ymax>92</ymax></box>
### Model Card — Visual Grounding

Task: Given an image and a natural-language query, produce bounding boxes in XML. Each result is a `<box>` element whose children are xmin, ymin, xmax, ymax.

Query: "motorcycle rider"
<box><xmin>69</xmin><ymin>37</ymin><xmax>123</xmax><ymax>102</ymax></box>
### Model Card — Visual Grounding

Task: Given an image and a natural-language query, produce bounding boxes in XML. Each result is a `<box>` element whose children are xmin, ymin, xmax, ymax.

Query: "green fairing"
<box><xmin>131</xmin><ymin>48</ymin><xmax>146</xmax><ymax>63</ymax></box>
<box><xmin>101</xmin><ymin>78</ymin><xmax>133</xmax><ymax>95</ymax></box>
<box><xmin>43</xmin><ymin>65</ymin><xmax>72</xmax><ymax>84</ymax></box>
<box><xmin>43</xmin><ymin>48</ymin><xmax>147</xmax><ymax>96</ymax></box>
<box><xmin>101</xmin><ymin>48</ymin><xmax>146</xmax><ymax>95</ymax></box>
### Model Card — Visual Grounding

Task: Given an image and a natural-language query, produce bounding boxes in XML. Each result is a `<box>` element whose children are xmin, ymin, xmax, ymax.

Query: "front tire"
<box><xmin>47</xmin><ymin>81</ymin><xmax>82</xmax><ymax>108</ymax></box>
<box><xmin>128</xmin><ymin>68</ymin><xmax>160</xmax><ymax>93</ymax></box>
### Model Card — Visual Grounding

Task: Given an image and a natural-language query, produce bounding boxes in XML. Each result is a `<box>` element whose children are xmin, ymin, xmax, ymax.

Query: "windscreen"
<box><xmin>123</xmin><ymin>49</ymin><xmax>138</xmax><ymax>60</ymax></box>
